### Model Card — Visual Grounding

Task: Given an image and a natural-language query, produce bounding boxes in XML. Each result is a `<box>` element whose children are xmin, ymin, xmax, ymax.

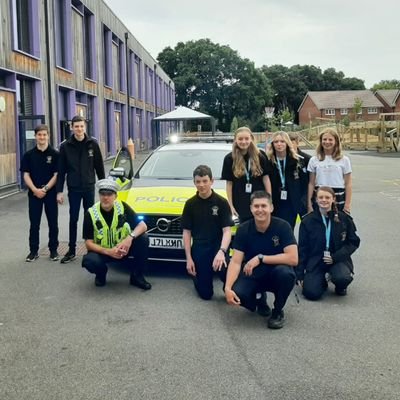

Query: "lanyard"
<box><xmin>321</xmin><ymin>214</ymin><xmax>331</xmax><ymax>250</ymax></box>
<box><xmin>245</xmin><ymin>158</ymin><xmax>251</xmax><ymax>183</ymax></box>
<box><xmin>276</xmin><ymin>158</ymin><xmax>286</xmax><ymax>188</ymax></box>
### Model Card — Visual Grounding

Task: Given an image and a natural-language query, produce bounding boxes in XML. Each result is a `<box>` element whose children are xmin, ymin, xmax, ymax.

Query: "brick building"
<box><xmin>298</xmin><ymin>90</ymin><xmax>384</xmax><ymax>126</ymax></box>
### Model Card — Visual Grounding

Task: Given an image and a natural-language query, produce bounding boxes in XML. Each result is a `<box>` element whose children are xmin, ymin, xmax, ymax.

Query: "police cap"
<box><xmin>97</xmin><ymin>179</ymin><xmax>120</xmax><ymax>194</ymax></box>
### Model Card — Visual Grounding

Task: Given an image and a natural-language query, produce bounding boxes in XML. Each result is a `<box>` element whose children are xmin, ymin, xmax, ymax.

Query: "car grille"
<box><xmin>144</xmin><ymin>215</ymin><xmax>183</xmax><ymax>235</ymax></box>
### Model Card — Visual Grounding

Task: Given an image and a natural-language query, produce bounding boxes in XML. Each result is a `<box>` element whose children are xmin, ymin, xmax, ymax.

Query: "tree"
<box><xmin>371</xmin><ymin>80</ymin><xmax>400</xmax><ymax>90</ymax></box>
<box><xmin>157</xmin><ymin>39</ymin><xmax>273</xmax><ymax>131</ymax></box>
<box><xmin>261</xmin><ymin>65</ymin><xmax>307</xmax><ymax>118</ymax></box>
<box><xmin>353</xmin><ymin>97</ymin><xmax>363</xmax><ymax>121</ymax></box>
<box><xmin>230</xmin><ymin>116</ymin><xmax>239</xmax><ymax>132</ymax></box>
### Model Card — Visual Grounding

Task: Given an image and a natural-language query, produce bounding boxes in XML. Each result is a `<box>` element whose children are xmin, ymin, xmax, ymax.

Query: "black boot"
<box><xmin>130</xmin><ymin>272</ymin><xmax>152</xmax><ymax>290</ymax></box>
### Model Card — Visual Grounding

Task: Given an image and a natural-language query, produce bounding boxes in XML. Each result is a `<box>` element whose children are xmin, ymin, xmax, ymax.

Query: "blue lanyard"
<box><xmin>321</xmin><ymin>214</ymin><xmax>331</xmax><ymax>250</ymax></box>
<box><xmin>276</xmin><ymin>158</ymin><xmax>286</xmax><ymax>188</ymax></box>
<box><xmin>245</xmin><ymin>158</ymin><xmax>251</xmax><ymax>183</ymax></box>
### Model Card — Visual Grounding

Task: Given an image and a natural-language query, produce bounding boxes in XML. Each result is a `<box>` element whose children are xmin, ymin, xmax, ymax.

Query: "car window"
<box><xmin>136</xmin><ymin>149</ymin><xmax>230</xmax><ymax>179</ymax></box>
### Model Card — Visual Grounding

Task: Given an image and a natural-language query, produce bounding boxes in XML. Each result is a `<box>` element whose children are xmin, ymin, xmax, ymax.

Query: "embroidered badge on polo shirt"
<box><xmin>46</xmin><ymin>156</ymin><xmax>52</xmax><ymax>164</ymax></box>
<box><xmin>272</xmin><ymin>235</ymin><xmax>280</xmax><ymax>247</ymax></box>
<box><xmin>211</xmin><ymin>206</ymin><xmax>219</xmax><ymax>216</ymax></box>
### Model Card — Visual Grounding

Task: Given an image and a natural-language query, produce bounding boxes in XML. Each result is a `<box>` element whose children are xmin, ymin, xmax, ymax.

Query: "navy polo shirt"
<box><xmin>233</xmin><ymin>217</ymin><xmax>296</xmax><ymax>262</ymax></box>
<box><xmin>20</xmin><ymin>145</ymin><xmax>59</xmax><ymax>193</ymax></box>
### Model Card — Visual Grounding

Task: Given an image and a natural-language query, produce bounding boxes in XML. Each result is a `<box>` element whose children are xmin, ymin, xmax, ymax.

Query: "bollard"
<box><xmin>127</xmin><ymin>137</ymin><xmax>135</xmax><ymax>159</ymax></box>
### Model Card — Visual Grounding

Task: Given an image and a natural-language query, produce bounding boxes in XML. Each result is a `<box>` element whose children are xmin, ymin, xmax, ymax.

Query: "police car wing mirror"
<box><xmin>109</xmin><ymin>167</ymin><xmax>126</xmax><ymax>182</ymax></box>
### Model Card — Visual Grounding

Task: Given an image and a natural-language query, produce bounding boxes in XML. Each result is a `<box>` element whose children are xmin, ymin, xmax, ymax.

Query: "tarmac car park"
<box><xmin>110</xmin><ymin>139</ymin><xmax>235</xmax><ymax>263</ymax></box>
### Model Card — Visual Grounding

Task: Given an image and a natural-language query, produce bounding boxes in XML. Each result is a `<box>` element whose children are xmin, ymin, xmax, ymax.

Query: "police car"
<box><xmin>110</xmin><ymin>138</ymin><xmax>234</xmax><ymax>262</ymax></box>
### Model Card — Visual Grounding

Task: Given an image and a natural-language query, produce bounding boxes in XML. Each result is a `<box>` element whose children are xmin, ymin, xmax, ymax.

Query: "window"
<box><xmin>367</xmin><ymin>107</ymin><xmax>377</xmax><ymax>114</ymax></box>
<box><xmin>17</xmin><ymin>78</ymin><xmax>34</xmax><ymax>115</ymax></box>
<box><xmin>83</xmin><ymin>8</ymin><xmax>96</xmax><ymax>80</ymax></box>
<box><xmin>13</xmin><ymin>0</ymin><xmax>40</xmax><ymax>57</ymax></box>
<box><xmin>325</xmin><ymin>109</ymin><xmax>335</xmax><ymax>116</ymax></box>
<box><xmin>340</xmin><ymin>108</ymin><xmax>348</xmax><ymax>115</ymax></box>
<box><xmin>103</xmin><ymin>26</ymin><xmax>112</xmax><ymax>87</ymax></box>
<box><xmin>54</xmin><ymin>0</ymin><xmax>71</xmax><ymax>69</ymax></box>
<box><xmin>71</xmin><ymin>0</ymin><xmax>84</xmax><ymax>13</ymax></box>
<box><xmin>135</xmin><ymin>56</ymin><xmax>142</xmax><ymax>99</ymax></box>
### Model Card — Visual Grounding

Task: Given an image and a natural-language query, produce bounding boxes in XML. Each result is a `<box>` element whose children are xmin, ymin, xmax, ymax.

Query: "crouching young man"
<box><xmin>181</xmin><ymin>165</ymin><xmax>233</xmax><ymax>300</ymax></box>
<box><xmin>225</xmin><ymin>191</ymin><xmax>298</xmax><ymax>329</ymax></box>
<box><xmin>82</xmin><ymin>179</ymin><xmax>151</xmax><ymax>290</ymax></box>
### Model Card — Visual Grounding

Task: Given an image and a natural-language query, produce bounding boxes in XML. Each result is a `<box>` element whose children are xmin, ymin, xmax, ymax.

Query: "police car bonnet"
<box><xmin>97</xmin><ymin>179</ymin><xmax>120</xmax><ymax>194</ymax></box>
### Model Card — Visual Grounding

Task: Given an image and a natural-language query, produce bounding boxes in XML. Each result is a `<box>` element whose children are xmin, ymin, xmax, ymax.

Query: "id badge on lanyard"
<box><xmin>277</xmin><ymin>158</ymin><xmax>287</xmax><ymax>200</ymax></box>
<box><xmin>245</xmin><ymin>158</ymin><xmax>252</xmax><ymax>193</ymax></box>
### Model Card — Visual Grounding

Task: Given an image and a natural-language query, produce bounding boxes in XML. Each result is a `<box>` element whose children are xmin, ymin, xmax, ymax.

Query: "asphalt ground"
<box><xmin>1</xmin><ymin>150</ymin><xmax>400</xmax><ymax>400</ymax></box>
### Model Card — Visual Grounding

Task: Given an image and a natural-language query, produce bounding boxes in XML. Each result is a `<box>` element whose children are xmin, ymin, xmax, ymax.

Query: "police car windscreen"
<box><xmin>137</xmin><ymin>149</ymin><xmax>229</xmax><ymax>179</ymax></box>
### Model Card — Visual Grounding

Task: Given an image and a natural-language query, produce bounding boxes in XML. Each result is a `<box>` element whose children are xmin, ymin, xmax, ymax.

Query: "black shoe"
<box><xmin>130</xmin><ymin>274</ymin><xmax>152</xmax><ymax>290</ymax></box>
<box><xmin>60</xmin><ymin>250</ymin><xmax>76</xmax><ymax>264</ymax></box>
<box><xmin>94</xmin><ymin>274</ymin><xmax>106</xmax><ymax>287</ymax></box>
<box><xmin>26</xmin><ymin>252</ymin><xmax>39</xmax><ymax>262</ymax></box>
<box><xmin>268</xmin><ymin>309</ymin><xmax>285</xmax><ymax>329</ymax></box>
<box><xmin>256</xmin><ymin>292</ymin><xmax>271</xmax><ymax>317</ymax></box>
<box><xmin>49</xmin><ymin>251</ymin><xmax>59</xmax><ymax>261</ymax></box>
<box><xmin>335</xmin><ymin>287</ymin><xmax>347</xmax><ymax>296</ymax></box>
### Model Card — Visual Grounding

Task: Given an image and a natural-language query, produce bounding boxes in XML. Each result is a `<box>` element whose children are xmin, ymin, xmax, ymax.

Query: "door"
<box><xmin>0</xmin><ymin>91</ymin><xmax>17</xmax><ymax>188</ymax></box>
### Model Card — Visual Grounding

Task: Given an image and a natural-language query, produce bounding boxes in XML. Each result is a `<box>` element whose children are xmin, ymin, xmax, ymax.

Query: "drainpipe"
<box><xmin>125</xmin><ymin>32</ymin><xmax>130</xmax><ymax>145</ymax></box>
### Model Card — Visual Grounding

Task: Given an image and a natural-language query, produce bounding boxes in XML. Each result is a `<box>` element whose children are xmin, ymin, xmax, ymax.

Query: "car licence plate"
<box><xmin>149</xmin><ymin>236</ymin><xmax>183</xmax><ymax>249</ymax></box>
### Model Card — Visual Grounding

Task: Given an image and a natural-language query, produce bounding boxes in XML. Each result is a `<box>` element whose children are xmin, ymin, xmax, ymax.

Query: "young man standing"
<box><xmin>181</xmin><ymin>165</ymin><xmax>233</xmax><ymax>300</ymax></box>
<box><xmin>20</xmin><ymin>124</ymin><xmax>59</xmax><ymax>262</ymax></box>
<box><xmin>57</xmin><ymin>115</ymin><xmax>105</xmax><ymax>263</ymax></box>
<box><xmin>225</xmin><ymin>191</ymin><xmax>298</xmax><ymax>329</ymax></box>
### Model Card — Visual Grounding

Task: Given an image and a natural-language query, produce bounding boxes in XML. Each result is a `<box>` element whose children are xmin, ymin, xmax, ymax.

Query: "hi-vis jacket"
<box><xmin>89</xmin><ymin>200</ymin><xmax>131</xmax><ymax>248</ymax></box>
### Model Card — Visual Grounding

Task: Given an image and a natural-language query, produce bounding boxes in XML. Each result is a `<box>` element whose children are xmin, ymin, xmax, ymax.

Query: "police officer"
<box><xmin>81</xmin><ymin>179</ymin><xmax>151</xmax><ymax>289</ymax></box>
<box><xmin>225</xmin><ymin>191</ymin><xmax>298</xmax><ymax>329</ymax></box>
<box><xmin>57</xmin><ymin>115</ymin><xmax>105</xmax><ymax>264</ymax></box>
<box><xmin>20</xmin><ymin>124</ymin><xmax>59</xmax><ymax>262</ymax></box>
<box><xmin>182</xmin><ymin>165</ymin><xmax>233</xmax><ymax>300</ymax></box>
<box><xmin>297</xmin><ymin>186</ymin><xmax>360</xmax><ymax>300</ymax></box>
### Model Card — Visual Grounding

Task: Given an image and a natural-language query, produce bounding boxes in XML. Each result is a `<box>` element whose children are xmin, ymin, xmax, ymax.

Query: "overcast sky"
<box><xmin>104</xmin><ymin>0</ymin><xmax>399</xmax><ymax>88</ymax></box>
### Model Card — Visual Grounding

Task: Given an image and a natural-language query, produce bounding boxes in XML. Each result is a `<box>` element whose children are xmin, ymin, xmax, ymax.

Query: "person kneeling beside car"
<box><xmin>82</xmin><ymin>179</ymin><xmax>151</xmax><ymax>290</ymax></box>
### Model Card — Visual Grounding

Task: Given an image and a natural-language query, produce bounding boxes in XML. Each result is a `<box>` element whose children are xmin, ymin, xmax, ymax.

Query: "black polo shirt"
<box><xmin>83</xmin><ymin>201</ymin><xmax>139</xmax><ymax>240</ymax></box>
<box><xmin>221</xmin><ymin>152</ymin><xmax>270</xmax><ymax>221</ymax></box>
<box><xmin>181</xmin><ymin>190</ymin><xmax>233</xmax><ymax>243</ymax></box>
<box><xmin>233</xmin><ymin>217</ymin><xmax>296</xmax><ymax>262</ymax></box>
<box><xmin>20</xmin><ymin>145</ymin><xmax>59</xmax><ymax>194</ymax></box>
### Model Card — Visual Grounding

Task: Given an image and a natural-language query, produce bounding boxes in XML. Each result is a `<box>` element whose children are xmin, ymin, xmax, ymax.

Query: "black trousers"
<box><xmin>82</xmin><ymin>234</ymin><xmax>149</xmax><ymax>279</ymax></box>
<box><xmin>302</xmin><ymin>261</ymin><xmax>353</xmax><ymax>301</ymax></box>
<box><xmin>28</xmin><ymin>191</ymin><xmax>59</xmax><ymax>253</ymax></box>
<box><xmin>232</xmin><ymin>264</ymin><xmax>296</xmax><ymax>313</ymax></box>
<box><xmin>68</xmin><ymin>189</ymin><xmax>94</xmax><ymax>251</ymax></box>
<box><xmin>191</xmin><ymin>241</ymin><xmax>228</xmax><ymax>300</ymax></box>
<box><xmin>273</xmin><ymin>200</ymin><xmax>297</xmax><ymax>229</ymax></box>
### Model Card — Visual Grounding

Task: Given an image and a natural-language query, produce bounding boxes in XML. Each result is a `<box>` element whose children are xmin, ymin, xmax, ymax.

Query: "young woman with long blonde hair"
<box><xmin>267</xmin><ymin>131</ymin><xmax>308</xmax><ymax>228</ymax></box>
<box><xmin>221</xmin><ymin>127</ymin><xmax>271</xmax><ymax>222</ymax></box>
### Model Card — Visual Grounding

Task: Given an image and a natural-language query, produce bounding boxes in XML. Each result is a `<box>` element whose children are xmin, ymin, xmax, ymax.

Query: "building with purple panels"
<box><xmin>0</xmin><ymin>0</ymin><xmax>175</xmax><ymax>194</ymax></box>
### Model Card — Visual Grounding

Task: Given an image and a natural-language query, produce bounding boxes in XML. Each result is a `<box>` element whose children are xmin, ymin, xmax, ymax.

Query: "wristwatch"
<box><xmin>129</xmin><ymin>232</ymin><xmax>136</xmax><ymax>239</ymax></box>
<box><xmin>43</xmin><ymin>185</ymin><xmax>49</xmax><ymax>192</ymax></box>
<box><xmin>257</xmin><ymin>254</ymin><xmax>264</xmax><ymax>265</ymax></box>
